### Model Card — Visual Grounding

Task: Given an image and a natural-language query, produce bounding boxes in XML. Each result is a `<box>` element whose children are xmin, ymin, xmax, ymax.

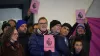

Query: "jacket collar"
<box><xmin>36</xmin><ymin>29</ymin><xmax>51</xmax><ymax>35</ymax></box>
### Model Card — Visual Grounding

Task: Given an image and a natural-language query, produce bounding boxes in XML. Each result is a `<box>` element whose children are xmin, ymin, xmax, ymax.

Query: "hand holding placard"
<box><xmin>76</xmin><ymin>9</ymin><xmax>85</xmax><ymax>23</ymax></box>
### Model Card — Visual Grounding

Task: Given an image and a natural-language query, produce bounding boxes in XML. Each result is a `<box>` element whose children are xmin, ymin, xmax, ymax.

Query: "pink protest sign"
<box><xmin>30</xmin><ymin>0</ymin><xmax>40</xmax><ymax>14</ymax></box>
<box><xmin>44</xmin><ymin>35</ymin><xmax>55</xmax><ymax>52</ymax></box>
<box><xmin>76</xmin><ymin>9</ymin><xmax>85</xmax><ymax>23</ymax></box>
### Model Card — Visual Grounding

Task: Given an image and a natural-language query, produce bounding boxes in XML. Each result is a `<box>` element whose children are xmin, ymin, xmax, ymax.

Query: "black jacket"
<box><xmin>18</xmin><ymin>33</ymin><xmax>30</xmax><ymax>56</ymax></box>
<box><xmin>70</xmin><ymin>23</ymin><xmax>91</xmax><ymax>56</ymax></box>
<box><xmin>70</xmin><ymin>50</ymin><xmax>87</xmax><ymax>56</ymax></box>
<box><xmin>55</xmin><ymin>35</ymin><xmax>70</xmax><ymax>56</ymax></box>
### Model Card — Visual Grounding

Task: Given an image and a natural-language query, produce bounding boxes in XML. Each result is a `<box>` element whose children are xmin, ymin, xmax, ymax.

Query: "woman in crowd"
<box><xmin>0</xmin><ymin>21</ymin><xmax>11</xmax><ymax>37</ymax></box>
<box><xmin>0</xmin><ymin>27</ymin><xmax>24</xmax><ymax>56</ymax></box>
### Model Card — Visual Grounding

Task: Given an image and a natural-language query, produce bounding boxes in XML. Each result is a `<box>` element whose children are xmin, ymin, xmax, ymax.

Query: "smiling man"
<box><xmin>28</xmin><ymin>17</ymin><xmax>60</xmax><ymax>56</ymax></box>
<box><xmin>55</xmin><ymin>23</ymin><xmax>72</xmax><ymax>56</ymax></box>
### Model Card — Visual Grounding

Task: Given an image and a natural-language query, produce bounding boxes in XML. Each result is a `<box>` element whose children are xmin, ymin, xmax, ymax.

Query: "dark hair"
<box><xmin>38</xmin><ymin>17</ymin><xmax>48</xmax><ymax>23</ymax></box>
<box><xmin>8</xmin><ymin>19</ymin><xmax>16</xmax><ymax>27</ymax></box>
<box><xmin>27</xmin><ymin>23</ymin><xmax>33</xmax><ymax>28</ymax></box>
<box><xmin>2</xmin><ymin>22</ymin><xmax>11</xmax><ymax>31</ymax></box>
<box><xmin>8</xmin><ymin>19</ymin><xmax>16</xmax><ymax>24</ymax></box>
<box><xmin>72</xmin><ymin>37</ymin><xmax>86</xmax><ymax>56</ymax></box>
<box><xmin>50</xmin><ymin>20</ymin><xmax>61</xmax><ymax>30</ymax></box>
<box><xmin>33</xmin><ymin>23</ymin><xmax>38</xmax><ymax>28</ymax></box>
<box><xmin>62</xmin><ymin>23</ymin><xmax>72</xmax><ymax>31</ymax></box>
<box><xmin>2</xmin><ymin>27</ymin><xmax>16</xmax><ymax>43</ymax></box>
<box><xmin>73</xmin><ymin>38</ymin><xmax>83</xmax><ymax>46</ymax></box>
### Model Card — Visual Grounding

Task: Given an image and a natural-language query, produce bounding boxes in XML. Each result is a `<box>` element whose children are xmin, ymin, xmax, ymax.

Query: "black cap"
<box><xmin>62</xmin><ymin>23</ymin><xmax>72</xmax><ymax>31</ymax></box>
<box><xmin>50</xmin><ymin>20</ymin><xmax>61</xmax><ymax>29</ymax></box>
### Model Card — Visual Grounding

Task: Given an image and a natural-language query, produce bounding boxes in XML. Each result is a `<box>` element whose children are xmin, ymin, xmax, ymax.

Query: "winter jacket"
<box><xmin>28</xmin><ymin>29</ymin><xmax>60</xmax><ymax>56</ymax></box>
<box><xmin>0</xmin><ymin>41</ymin><xmax>24</xmax><ymax>56</ymax></box>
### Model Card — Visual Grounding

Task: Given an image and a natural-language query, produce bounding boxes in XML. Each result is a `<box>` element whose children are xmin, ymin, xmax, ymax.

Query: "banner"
<box><xmin>87</xmin><ymin>17</ymin><xmax>100</xmax><ymax>56</ymax></box>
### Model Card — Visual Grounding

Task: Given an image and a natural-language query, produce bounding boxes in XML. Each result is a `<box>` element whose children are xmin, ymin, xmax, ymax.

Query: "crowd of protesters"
<box><xmin>0</xmin><ymin>10</ymin><xmax>91</xmax><ymax>56</ymax></box>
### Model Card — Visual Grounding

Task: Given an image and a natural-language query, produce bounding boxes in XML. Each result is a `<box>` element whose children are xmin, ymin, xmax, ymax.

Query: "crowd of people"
<box><xmin>0</xmin><ymin>15</ymin><xmax>91</xmax><ymax>56</ymax></box>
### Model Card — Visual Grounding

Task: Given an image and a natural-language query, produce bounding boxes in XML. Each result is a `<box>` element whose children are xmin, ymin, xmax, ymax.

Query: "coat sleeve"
<box><xmin>28</xmin><ymin>34</ymin><xmax>44</xmax><ymax>56</ymax></box>
<box><xmin>84</xmin><ymin>23</ymin><xmax>92</xmax><ymax>41</ymax></box>
<box><xmin>68</xmin><ymin>22</ymin><xmax>78</xmax><ymax>37</ymax></box>
<box><xmin>23</xmin><ymin>16</ymin><xmax>30</xmax><ymax>23</ymax></box>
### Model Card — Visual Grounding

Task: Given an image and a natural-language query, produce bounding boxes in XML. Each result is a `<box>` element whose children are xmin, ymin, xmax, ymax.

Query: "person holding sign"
<box><xmin>28</xmin><ymin>17</ymin><xmax>60</xmax><ymax>56</ymax></box>
<box><xmin>75</xmin><ymin>19</ymin><xmax>91</xmax><ymax>56</ymax></box>
<box><xmin>75</xmin><ymin>10</ymin><xmax>91</xmax><ymax>56</ymax></box>
<box><xmin>70</xmin><ymin>18</ymin><xmax>91</xmax><ymax>56</ymax></box>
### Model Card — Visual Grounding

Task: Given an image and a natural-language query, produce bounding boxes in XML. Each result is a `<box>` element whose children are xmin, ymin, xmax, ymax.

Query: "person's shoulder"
<box><xmin>29</xmin><ymin>33</ymin><xmax>36</xmax><ymax>38</ymax></box>
<box><xmin>29</xmin><ymin>33</ymin><xmax>40</xmax><ymax>40</ymax></box>
<box><xmin>55</xmin><ymin>35</ymin><xmax>64</xmax><ymax>41</ymax></box>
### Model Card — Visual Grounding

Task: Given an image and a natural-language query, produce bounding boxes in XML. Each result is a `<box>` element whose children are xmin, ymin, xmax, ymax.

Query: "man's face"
<box><xmin>74</xmin><ymin>41</ymin><xmax>83</xmax><ymax>53</ymax></box>
<box><xmin>52</xmin><ymin>24</ymin><xmax>61</xmax><ymax>33</ymax></box>
<box><xmin>33</xmin><ymin>25</ymin><xmax>38</xmax><ymax>32</ymax></box>
<box><xmin>18</xmin><ymin>24</ymin><xmax>27</xmax><ymax>33</ymax></box>
<box><xmin>60</xmin><ymin>26</ymin><xmax>69</xmax><ymax>36</ymax></box>
<box><xmin>38</xmin><ymin>19</ymin><xmax>48</xmax><ymax>31</ymax></box>
<box><xmin>9</xmin><ymin>21</ymin><xmax>16</xmax><ymax>27</ymax></box>
<box><xmin>77</xmin><ymin>27</ymin><xmax>85</xmax><ymax>35</ymax></box>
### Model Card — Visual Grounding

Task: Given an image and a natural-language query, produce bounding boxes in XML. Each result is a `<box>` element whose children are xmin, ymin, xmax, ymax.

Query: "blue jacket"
<box><xmin>28</xmin><ymin>32</ymin><xmax>60</xmax><ymax>56</ymax></box>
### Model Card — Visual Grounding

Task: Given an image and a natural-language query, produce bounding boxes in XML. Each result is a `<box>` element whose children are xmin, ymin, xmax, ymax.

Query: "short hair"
<box><xmin>73</xmin><ymin>37</ymin><xmax>83</xmax><ymax>46</ymax></box>
<box><xmin>8</xmin><ymin>19</ymin><xmax>16</xmax><ymax>24</ymax></box>
<box><xmin>62</xmin><ymin>23</ymin><xmax>72</xmax><ymax>31</ymax></box>
<box><xmin>38</xmin><ymin>17</ymin><xmax>48</xmax><ymax>23</ymax></box>
<box><xmin>33</xmin><ymin>23</ymin><xmax>38</xmax><ymax>26</ymax></box>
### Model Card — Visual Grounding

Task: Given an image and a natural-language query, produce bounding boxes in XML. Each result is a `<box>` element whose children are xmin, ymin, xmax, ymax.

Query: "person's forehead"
<box><xmin>62</xmin><ymin>26</ymin><xmax>69</xmax><ymax>29</ymax></box>
<box><xmin>54</xmin><ymin>24</ymin><xmax>61</xmax><ymax>27</ymax></box>
<box><xmin>78</xmin><ymin>26</ymin><xmax>83</xmax><ymax>28</ymax></box>
<box><xmin>9</xmin><ymin>20</ymin><xmax>15</xmax><ymax>23</ymax></box>
<box><xmin>21</xmin><ymin>24</ymin><xmax>27</xmax><ymax>26</ymax></box>
<box><xmin>34</xmin><ymin>25</ymin><xmax>38</xmax><ymax>28</ymax></box>
<box><xmin>75</xmin><ymin>41</ymin><xmax>82</xmax><ymax>44</ymax></box>
<box><xmin>39</xmin><ymin>19</ymin><xmax>47</xmax><ymax>22</ymax></box>
<box><xmin>14</xmin><ymin>29</ymin><xmax>18</xmax><ymax>32</ymax></box>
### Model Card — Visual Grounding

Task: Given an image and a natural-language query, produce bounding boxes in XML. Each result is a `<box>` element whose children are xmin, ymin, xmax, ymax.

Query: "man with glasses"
<box><xmin>28</xmin><ymin>17</ymin><xmax>60</xmax><ymax>56</ymax></box>
<box><xmin>50</xmin><ymin>20</ymin><xmax>61</xmax><ymax>35</ymax></box>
